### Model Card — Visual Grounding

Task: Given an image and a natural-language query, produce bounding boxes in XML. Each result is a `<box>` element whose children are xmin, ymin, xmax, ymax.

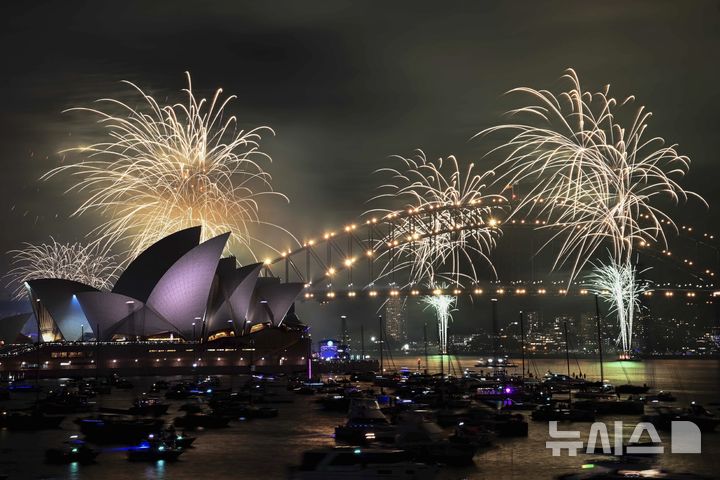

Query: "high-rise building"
<box><xmin>385</xmin><ymin>297</ymin><xmax>407</xmax><ymax>344</ymax></box>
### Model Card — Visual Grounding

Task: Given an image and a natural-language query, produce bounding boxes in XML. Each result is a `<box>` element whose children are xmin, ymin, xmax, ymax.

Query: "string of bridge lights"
<box><xmin>265</xmin><ymin>201</ymin><xmax>719</xmax><ymax>294</ymax></box>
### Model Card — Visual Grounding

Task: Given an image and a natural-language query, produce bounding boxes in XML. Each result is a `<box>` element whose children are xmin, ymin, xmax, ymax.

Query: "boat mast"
<box><xmin>423</xmin><ymin>321</ymin><xmax>429</xmax><ymax>375</ymax></box>
<box><xmin>595</xmin><ymin>295</ymin><xmax>604</xmax><ymax>385</ymax></box>
<box><xmin>378</xmin><ymin>315</ymin><xmax>383</xmax><ymax>374</ymax></box>
<box><xmin>519</xmin><ymin>311</ymin><xmax>525</xmax><ymax>380</ymax></box>
<box><xmin>360</xmin><ymin>324</ymin><xmax>365</xmax><ymax>361</ymax></box>
<box><xmin>564</xmin><ymin>321</ymin><xmax>571</xmax><ymax>378</ymax></box>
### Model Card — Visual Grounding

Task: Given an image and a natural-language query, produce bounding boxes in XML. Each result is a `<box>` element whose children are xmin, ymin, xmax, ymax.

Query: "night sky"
<box><xmin>2</xmin><ymin>1</ymin><xmax>720</xmax><ymax>339</ymax></box>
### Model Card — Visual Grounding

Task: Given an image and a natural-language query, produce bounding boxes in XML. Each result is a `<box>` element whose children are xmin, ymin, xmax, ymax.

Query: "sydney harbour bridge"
<box><xmin>263</xmin><ymin>198</ymin><xmax>718</xmax><ymax>302</ymax></box>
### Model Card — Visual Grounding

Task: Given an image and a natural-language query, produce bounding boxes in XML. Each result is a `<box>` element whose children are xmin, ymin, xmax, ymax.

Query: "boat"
<box><xmin>335</xmin><ymin>398</ymin><xmax>397</xmax><ymax>444</ymax></box>
<box><xmin>173</xmin><ymin>412</ymin><xmax>231</xmax><ymax>429</ymax></box>
<box><xmin>531</xmin><ymin>404</ymin><xmax>596</xmax><ymax>422</ymax></box>
<box><xmin>642</xmin><ymin>404</ymin><xmax>720</xmax><ymax>432</ymax></box>
<box><xmin>38</xmin><ymin>389</ymin><xmax>92</xmax><ymax>414</ymax></box>
<box><xmin>99</xmin><ymin>395</ymin><xmax>170</xmax><ymax>417</ymax></box>
<box><xmin>392</xmin><ymin>411</ymin><xmax>480</xmax><ymax>466</ymax></box>
<box><xmin>641</xmin><ymin>391</ymin><xmax>676</xmax><ymax>403</ymax></box>
<box><xmin>0</xmin><ymin>409</ymin><xmax>64</xmax><ymax>430</ymax></box>
<box><xmin>159</xmin><ymin>429</ymin><xmax>197</xmax><ymax>449</ymax></box>
<box><xmin>572</xmin><ymin>393</ymin><xmax>645</xmax><ymax>415</ymax></box>
<box><xmin>150</xmin><ymin>380</ymin><xmax>170</xmax><ymax>392</ymax></box>
<box><xmin>614</xmin><ymin>384</ymin><xmax>650</xmax><ymax>395</ymax></box>
<box><xmin>442</xmin><ymin>406</ymin><xmax>529</xmax><ymax>437</ymax></box>
<box><xmin>127</xmin><ymin>438</ymin><xmax>184</xmax><ymax>462</ymax></box>
<box><xmin>76</xmin><ymin>414</ymin><xmax>164</xmax><ymax>443</ymax></box>
<box><xmin>288</xmin><ymin>446</ymin><xmax>437</xmax><ymax>479</ymax></box>
<box><xmin>45</xmin><ymin>437</ymin><xmax>99</xmax><ymax>465</ymax></box>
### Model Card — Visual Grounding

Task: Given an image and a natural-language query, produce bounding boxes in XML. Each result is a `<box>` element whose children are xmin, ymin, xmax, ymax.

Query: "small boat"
<box><xmin>160</xmin><ymin>430</ymin><xmax>196</xmax><ymax>449</ymax></box>
<box><xmin>113</xmin><ymin>378</ymin><xmax>134</xmax><ymax>389</ymax></box>
<box><xmin>572</xmin><ymin>394</ymin><xmax>644</xmax><ymax>415</ymax></box>
<box><xmin>1</xmin><ymin>409</ymin><xmax>64</xmax><ymax>430</ymax></box>
<box><xmin>131</xmin><ymin>396</ymin><xmax>170</xmax><ymax>416</ymax></box>
<box><xmin>45</xmin><ymin>437</ymin><xmax>99</xmax><ymax>464</ymax></box>
<box><xmin>615</xmin><ymin>384</ymin><xmax>650</xmax><ymax>395</ymax></box>
<box><xmin>173</xmin><ymin>412</ymin><xmax>231</xmax><ymax>429</ymax></box>
<box><xmin>335</xmin><ymin>398</ymin><xmax>397</xmax><ymax>444</ymax></box>
<box><xmin>641</xmin><ymin>391</ymin><xmax>676</xmax><ymax>403</ymax></box>
<box><xmin>99</xmin><ymin>396</ymin><xmax>170</xmax><ymax>417</ymax></box>
<box><xmin>127</xmin><ymin>438</ymin><xmax>184</xmax><ymax>462</ymax></box>
<box><xmin>531</xmin><ymin>404</ymin><xmax>596</xmax><ymax>422</ymax></box>
<box><xmin>393</xmin><ymin>412</ymin><xmax>480</xmax><ymax>466</ymax></box>
<box><xmin>150</xmin><ymin>380</ymin><xmax>170</xmax><ymax>392</ymax></box>
<box><xmin>288</xmin><ymin>446</ymin><xmax>437</xmax><ymax>479</ymax></box>
<box><xmin>76</xmin><ymin>414</ymin><xmax>163</xmax><ymax>443</ymax></box>
<box><xmin>642</xmin><ymin>404</ymin><xmax>720</xmax><ymax>432</ymax></box>
<box><xmin>39</xmin><ymin>389</ymin><xmax>92</xmax><ymax>414</ymax></box>
<box><xmin>456</xmin><ymin>407</ymin><xmax>529</xmax><ymax>437</ymax></box>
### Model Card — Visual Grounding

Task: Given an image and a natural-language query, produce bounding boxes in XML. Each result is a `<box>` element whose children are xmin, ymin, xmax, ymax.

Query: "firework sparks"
<box><xmin>420</xmin><ymin>285</ymin><xmax>457</xmax><ymax>355</ymax></box>
<box><xmin>367</xmin><ymin>150</ymin><xmax>503</xmax><ymax>287</ymax></box>
<box><xmin>585</xmin><ymin>257</ymin><xmax>650</xmax><ymax>354</ymax></box>
<box><xmin>482</xmin><ymin>68</ymin><xmax>705</xmax><ymax>281</ymax></box>
<box><xmin>5</xmin><ymin>238</ymin><xmax>118</xmax><ymax>300</ymax></box>
<box><xmin>43</xmin><ymin>72</ymin><xmax>295</xmax><ymax>261</ymax></box>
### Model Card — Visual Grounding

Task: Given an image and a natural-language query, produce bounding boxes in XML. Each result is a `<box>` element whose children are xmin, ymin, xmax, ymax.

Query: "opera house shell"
<box><xmin>2</xmin><ymin>227</ymin><xmax>305</xmax><ymax>345</ymax></box>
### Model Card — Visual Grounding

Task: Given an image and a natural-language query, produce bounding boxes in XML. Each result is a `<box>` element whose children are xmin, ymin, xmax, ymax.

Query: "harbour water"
<box><xmin>0</xmin><ymin>357</ymin><xmax>718</xmax><ymax>480</ymax></box>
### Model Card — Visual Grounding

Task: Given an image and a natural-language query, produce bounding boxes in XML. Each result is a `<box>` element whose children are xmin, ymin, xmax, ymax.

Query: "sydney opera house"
<box><xmin>0</xmin><ymin>227</ymin><xmax>311</xmax><ymax>376</ymax></box>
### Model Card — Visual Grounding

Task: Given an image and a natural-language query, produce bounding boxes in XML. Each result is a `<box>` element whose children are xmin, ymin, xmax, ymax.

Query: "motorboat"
<box><xmin>159</xmin><ymin>429</ymin><xmax>196</xmax><ymax>449</ymax></box>
<box><xmin>150</xmin><ymin>380</ymin><xmax>170</xmax><ymax>392</ymax></box>
<box><xmin>641</xmin><ymin>391</ymin><xmax>676</xmax><ymax>403</ymax></box>
<box><xmin>449</xmin><ymin>406</ymin><xmax>529</xmax><ymax>437</ymax></box>
<box><xmin>392</xmin><ymin>411</ymin><xmax>480</xmax><ymax>466</ymax></box>
<box><xmin>38</xmin><ymin>389</ymin><xmax>92</xmax><ymax>414</ymax></box>
<box><xmin>335</xmin><ymin>398</ymin><xmax>397</xmax><ymax>444</ymax></box>
<box><xmin>127</xmin><ymin>438</ymin><xmax>184</xmax><ymax>462</ymax></box>
<box><xmin>45</xmin><ymin>437</ymin><xmax>98</xmax><ymax>465</ymax></box>
<box><xmin>288</xmin><ymin>446</ymin><xmax>437</xmax><ymax>479</ymax></box>
<box><xmin>100</xmin><ymin>395</ymin><xmax>170</xmax><ymax>417</ymax></box>
<box><xmin>642</xmin><ymin>404</ymin><xmax>720</xmax><ymax>432</ymax></box>
<box><xmin>173</xmin><ymin>412</ymin><xmax>231</xmax><ymax>429</ymax></box>
<box><xmin>76</xmin><ymin>414</ymin><xmax>163</xmax><ymax>443</ymax></box>
<box><xmin>0</xmin><ymin>409</ymin><xmax>64</xmax><ymax>430</ymax></box>
<box><xmin>572</xmin><ymin>394</ymin><xmax>644</xmax><ymax>415</ymax></box>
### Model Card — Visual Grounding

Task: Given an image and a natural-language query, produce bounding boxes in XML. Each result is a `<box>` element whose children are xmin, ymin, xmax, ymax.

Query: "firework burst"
<box><xmin>6</xmin><ymin>238</ymin><xmax>118</xmax><ymax>300</ymax></box>
<box><xmin>44</xmin><ymin>73</ymin><xmax>295</xmax><ymax>261</ymax></box>
<box><xmin>585</xmin><ymin>257</ymin><xmax>650</xmax><ymax>354</ymax></box>
<box><xmin>420</xmin><ymin>285</ymin><xmax>457</xmax><ymax>355</ymax></box>
<box><xmin>367</xmin><ymin>150</ymin><xmax>503</xmax><ymax>287</ymax></box>
<box><xmin>482</xmin><ymin>68</ymin><xmax>704</xmax><ymax>281</ymax></box>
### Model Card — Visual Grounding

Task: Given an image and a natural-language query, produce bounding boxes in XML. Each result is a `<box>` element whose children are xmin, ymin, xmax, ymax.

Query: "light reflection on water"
<box><xmin>0</xmin><ymin>358</ymin><xmax>716</xmax><ymax>480</ymax></box>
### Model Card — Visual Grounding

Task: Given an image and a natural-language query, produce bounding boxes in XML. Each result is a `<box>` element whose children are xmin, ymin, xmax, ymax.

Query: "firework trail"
<box><xmin>585</xmin><ymin>257</ymin><xmax>650</xmax><ymax>354</ymax></box>
<box><xmin>481</xmin><ymin>68</ymin><xmax>704</xmax><ymax>282</ymax></box>
<box><xmin>5</xmin><ymin>238</ymin><xmax>118</xmax><ymax>300</ymax></box>
<box><xmin>367</xmin><ymin>150</ymin><xmax>503</xmax><ymax>287</ymax></box>
<box><xmin>44</xmin><ymin>72</ymin><xmax>296</xmax><ymax>262</ymax></box>
<box><xmin>420</xmin><ymin>285</ymin><xmax>457</xmax><ymax>355</ymax></box>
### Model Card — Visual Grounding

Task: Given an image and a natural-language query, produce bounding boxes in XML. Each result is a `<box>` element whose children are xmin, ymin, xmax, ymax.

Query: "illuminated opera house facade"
<box><xmin>0</xmin><ymin>227</ymin><xmax>311</xmax><ymax>375</ymax></box>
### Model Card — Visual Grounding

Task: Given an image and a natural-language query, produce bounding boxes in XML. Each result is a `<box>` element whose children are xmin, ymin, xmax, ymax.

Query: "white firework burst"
<box><xmin>585</xmin><ymin>257</ymin><xmax>650</xmax><ymax>354</ymax></box>
<box><xmin>482</xmin><ymin>68</ymin><xmax>704</xmax><ymax>281</ymax></box>
<box><xmin>367</xmin><ymin>150</ymin><xmax>503</xmax><ymax>287</ymax></box>
<box><xmin>6</xmin><ymin>238</ymin><xmax>118</xmax><ymax>300</ymax></box>
<box><xmin>43</xmin><ymin>72</ymin><xmax>295</xmax><ymax>262</ymax></box>
<box><xmin>420</xmin><ymin>285</ymin><xmax>457</xmax><ymax>355</ymax></box>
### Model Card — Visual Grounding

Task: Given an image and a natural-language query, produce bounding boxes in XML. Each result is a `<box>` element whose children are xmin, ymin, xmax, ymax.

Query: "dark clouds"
<box><xmin>1</xmin><ymin>1</ymin><xmax>719</xmax><ymax>336</ymax></box>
